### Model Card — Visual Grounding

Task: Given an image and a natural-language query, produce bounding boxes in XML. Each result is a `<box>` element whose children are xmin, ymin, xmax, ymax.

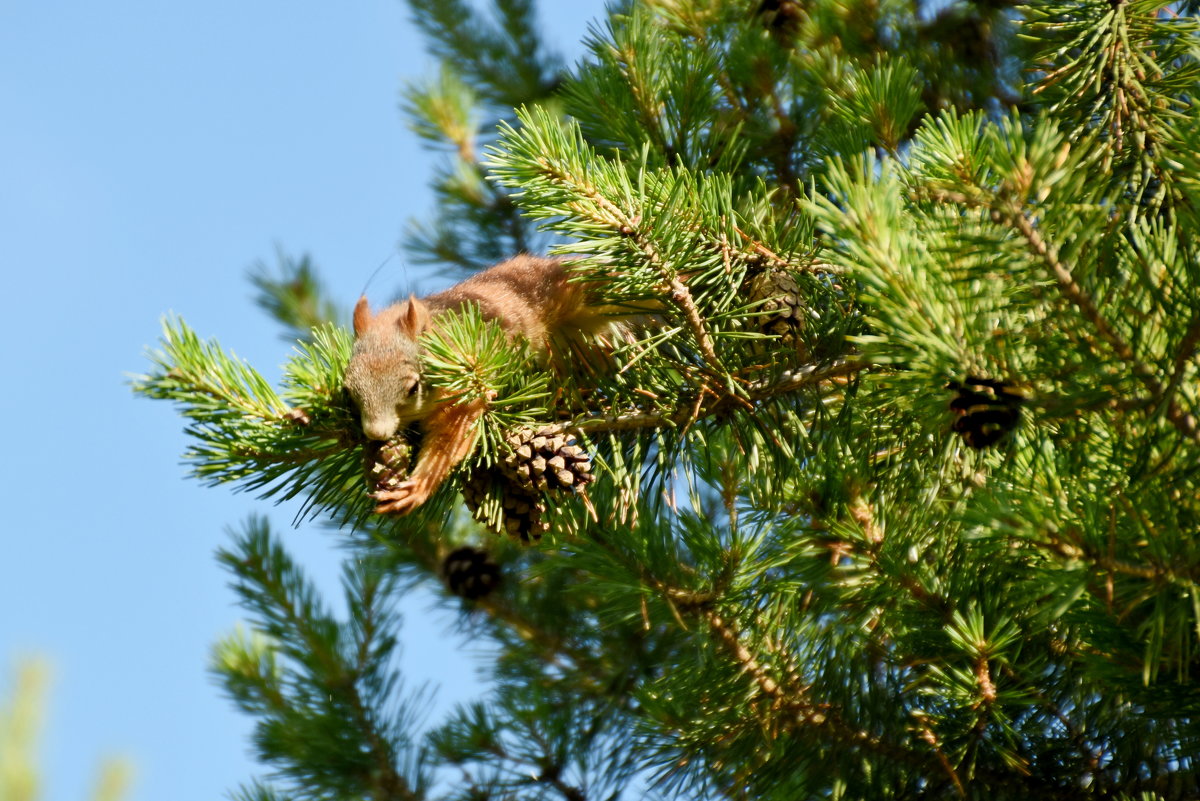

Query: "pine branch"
<box><xmin>358</xmin><ymin>515</ymin><xmax>652</xmax><ymax>717</ymax></box>
<box><xmin>227</xmin><ymin>782</ymin><xmax>298</xmax><ymax>801</ymax></box>
<box><xmin>215</xmin><ymin>519</ymin><xmax>425</xmax><ymax>801</ymax></box>
<box><xmin>488</xmin><ymin>107</ymin><xmax>829</xmax><ymax>279</ymax></box>
<box><xmin>134</xmin><ymin>316</ymin><xmax>293</xmax><ymax>421</ymax></box>
<box><xmin>405</xmin><ymin>0</ymin><xmax>563</xmax><ymax>109</ymax></box>
<box><xmin>134</xmin><ymin>318</ymin><xmax>374</xmax><ymax>520</ymax></box>
<box><xmin>1164</xmin><ymin>312</ymin><xmax>1200</xmax><ymax>411</ymax></box>
<box><xmin>927</xmin><ymin>185</ymin><xmax>1200</xmax><ymax>446</ymax></box>
<box><xmin>1023</xmin><ymin>1</ymin><xmax>1200</xmax><ymax>221</ymax></box>
<box><xmin>399</xmin><ymin>0</ymin><xmax>564</xmax><ymax>271</ymax></box>
<box><xmin>548</xmin><ymin>358</ymin><xmax>864</xmax><ymax>437</ymax></box>
<box><xmin>693</xmin><ymin>604</ymin><xmax>966</xmax><ymax>787</ymax></box>
<box><xmin>1036</xmin><ymin>518</ymin><xmax>1200</xmax><ymax>586</ymax></box>
<box><xmin>249</xmin><ymin>251</ymin><xmax>342</xmax><ymax>343</ymax></box>
<box><xmin>568</xmin><ymin>502</ymin><xmax>962</xmax><ymax>791</ymax></box>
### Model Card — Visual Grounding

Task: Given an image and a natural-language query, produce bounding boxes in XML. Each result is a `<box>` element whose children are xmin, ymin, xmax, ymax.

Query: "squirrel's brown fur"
<box><xmin>343</xmin><ymin>255</ymin><xmax>614</xmax><ymax>515</ymax></box>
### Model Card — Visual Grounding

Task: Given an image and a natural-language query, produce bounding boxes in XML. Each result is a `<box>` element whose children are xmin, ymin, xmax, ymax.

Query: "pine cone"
<box><xmin>746</xmin><ymin>268</ymin><xmax>809</xmax><ymax>353</ymax></box>
<box><xmin>460</xmin><ymin>464</ymin><xmax>493</xmax><ymax>518</ymax></box>
<box><xmin>457</xmin><ymin>427</ymin><xmax>593</xmax><ymax>545</ymax></box>
<box><xmin>499</xmin><ymin>426</ymin><xmax>595</xmax><ymax>495</ymax></box>
<box><xmin>443</xmin><ymin>545</ymin><xmax>501</xmax><ymax>600</ymax></box>
<box><xmin>363</xmin><ymin>437</ymin><xmax>412</xmax><ymax>492</ymax></box>
<box><xmin>460</xmin><ymin>465</ymin><xmax>551</xmax><ymax>545</ymax></box>
<box><xmin>948</xmin><ymin>376</ymin><xmax>1026</xmax><ymax>449</ymax></box>
<box><xmin>497</xmin><ymin>487</ymin><xmax>550</xmax><ymax>545</ymax></box>
<box><xmin>757</xmin><ymin>0</ymin><xmax>803</xmax><ymax>37</ymax></box>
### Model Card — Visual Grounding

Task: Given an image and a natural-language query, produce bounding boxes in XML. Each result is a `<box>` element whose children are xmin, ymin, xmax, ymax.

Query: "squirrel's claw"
<box><xmin>373</xmin><ymin>479</ymin><xmax>431</xmax><ymax>515</ymax></box>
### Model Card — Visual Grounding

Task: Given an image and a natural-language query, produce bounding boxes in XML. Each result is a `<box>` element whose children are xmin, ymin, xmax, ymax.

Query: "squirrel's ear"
<box><xmin>353</xmin><ymin>296</ymin><xmax>372</xmax><ymax>336</ymax></box>
<box><xmin>399</xmin><ymin>295</ymin><xmax>430</xmax><ymax>337</ymax></box>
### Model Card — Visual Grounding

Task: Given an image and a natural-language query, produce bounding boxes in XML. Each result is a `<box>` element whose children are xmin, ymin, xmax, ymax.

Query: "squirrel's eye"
<box><xmin>405</xmin><ymin>379</ymin><xmax>419</xmax><ymax>396</ymax></box>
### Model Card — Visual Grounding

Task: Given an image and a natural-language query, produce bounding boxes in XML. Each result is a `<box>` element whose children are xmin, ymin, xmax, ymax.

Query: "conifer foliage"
<box><xmin>135</xmin><ymin>1</ymin><xmax>1200</xmax><ymax>798</ymax></box>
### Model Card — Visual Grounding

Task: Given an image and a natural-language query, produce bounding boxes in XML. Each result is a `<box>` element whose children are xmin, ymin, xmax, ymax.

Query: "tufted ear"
<box><xmin>398</xmin><ymin>295</ymin><xmax>430</xmax><ymax>337</ymax></box>
<box><xmin>353</xmin><ymin>296</ymin><xmax>372</xmax><ymax>337</ymax></box>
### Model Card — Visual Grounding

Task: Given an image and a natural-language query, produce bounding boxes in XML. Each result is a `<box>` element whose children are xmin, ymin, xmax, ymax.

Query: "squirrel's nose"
<box><xmin>362</xmin><ymin>416</ymin><xmax>398</xmax><ymax>441</ymax></box>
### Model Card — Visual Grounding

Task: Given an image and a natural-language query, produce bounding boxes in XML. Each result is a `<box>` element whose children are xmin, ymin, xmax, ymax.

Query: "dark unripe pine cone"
<box><xmin>746</xmin><ymin>268</ymin><xmax>810</xmax><ymax>354</ymax></box>
<box><xmin>757</xmin><ymin>0</ymin><xmax>803</xmax><ymax>37</ymax></box>
<box><xmin>947</xmin><ymin>376</ymin><xmax>1026</xmax><ymax>449</ymax></box>
<box><xmin>443</xmin><ymin>545</ymin><xmax>501</xmax><ymax>600</ymax></box>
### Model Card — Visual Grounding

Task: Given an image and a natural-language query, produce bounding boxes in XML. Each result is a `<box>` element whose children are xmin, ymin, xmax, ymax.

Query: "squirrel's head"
<box><xmin>344</xmin><ymin>295</ymin><xmax>432</xmax><ymax>440</ymax></box>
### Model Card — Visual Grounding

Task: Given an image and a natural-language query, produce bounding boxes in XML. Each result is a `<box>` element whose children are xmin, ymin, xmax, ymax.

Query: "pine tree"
<box><xmin>134</xmin><ymin>1</ymin><xmax>1200</xmax><ymax>798</ymax></box>
<box><xmin>0</xmin><ymin>659</ymin><xmax>134</xmax><ymax>801</ymax></box>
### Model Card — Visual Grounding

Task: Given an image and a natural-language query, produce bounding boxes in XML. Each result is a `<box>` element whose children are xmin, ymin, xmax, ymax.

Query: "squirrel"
<box><xmin>343</xmin><ymin>254</ymin><xmax>617</xmax><ymax>515</ymax></box>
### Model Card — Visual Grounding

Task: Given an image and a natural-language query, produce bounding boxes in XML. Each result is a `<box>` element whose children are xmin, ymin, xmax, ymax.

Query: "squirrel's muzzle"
<box><xmin>361</xmin><ymin>414</ymin><xmax>400</xmax><ymax>441</ymax></box>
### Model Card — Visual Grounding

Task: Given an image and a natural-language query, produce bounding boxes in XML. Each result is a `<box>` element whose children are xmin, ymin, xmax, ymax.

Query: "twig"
<box><xmin>1163</xmin><ymin>314</ymin><xmax>1200</xmax><ymax>411</ymax></box>
<box><xmin>704</xmin><ymin>609</ymin><xmax>784</xmax><ymax>701</ymax></box>
<box><xmin>667</xmin><ymin>276</ymin><xmax>724</xmax><ymax>372</ymax></box>
<box><xmin>916</xmin><ymin>718</ymin><xmax>967</xmax><ymax>798</ymax></box>
<box><xmin>698</xmin><ymin>607</ymin><xmax>954</xmax><ymax>775</ymax></box>
<box><xmin>974</xmin><ymin>654</ymin><xmax>997</xmax><ymax>706</ymax></box>
<box><xmin>547</xmin><ymin>359</ymin><xmax>865</xmax><ymax>438</ymax></box>
<box><xmin>1038</xmin><ymin>525</ymin><xmax>1193</xmax><ymax>584</ymax></box>
<box><xmin>999</xmin><ymin>662</ymin><xmax>1098</xmax><ymax>775</ymax></box>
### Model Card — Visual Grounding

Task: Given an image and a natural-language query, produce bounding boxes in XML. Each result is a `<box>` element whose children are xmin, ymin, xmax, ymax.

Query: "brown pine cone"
<box><xmin>497</xmin><ymin>488</ymin><xmax>550</xmax><ymax>545</ymax></box>
<box><xmin>363</xmin><ymin>437</ymin><xmax>412</xmax><ymax>492</ymax></box>
<box><xmin>460</xmin><ymin>465</ymin><xmax>550</xmax><ymax>545</ymax></box>
<box><xmin>499</xmin><ymin>427</ymin><xmax>595</xmax><ymax>495</ymax></box>
<box><xmin>460</xmin><ymin>464</ymin><xmax>492</xmax><ymax>517</ymax></box>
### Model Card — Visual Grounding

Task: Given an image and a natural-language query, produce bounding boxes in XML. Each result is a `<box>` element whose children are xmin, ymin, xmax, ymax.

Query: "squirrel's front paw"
<box><xmin>373</xmin><ymin>479</ymin><xmax>431</xmax><ymax>515</ymax></box>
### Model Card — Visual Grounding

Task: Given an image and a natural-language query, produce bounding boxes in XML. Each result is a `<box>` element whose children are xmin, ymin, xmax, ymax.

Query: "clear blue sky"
<box><xmin>0</xmin><ymin>3</ymin><xmax>606</xmax><ymax>799</ymax></box>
